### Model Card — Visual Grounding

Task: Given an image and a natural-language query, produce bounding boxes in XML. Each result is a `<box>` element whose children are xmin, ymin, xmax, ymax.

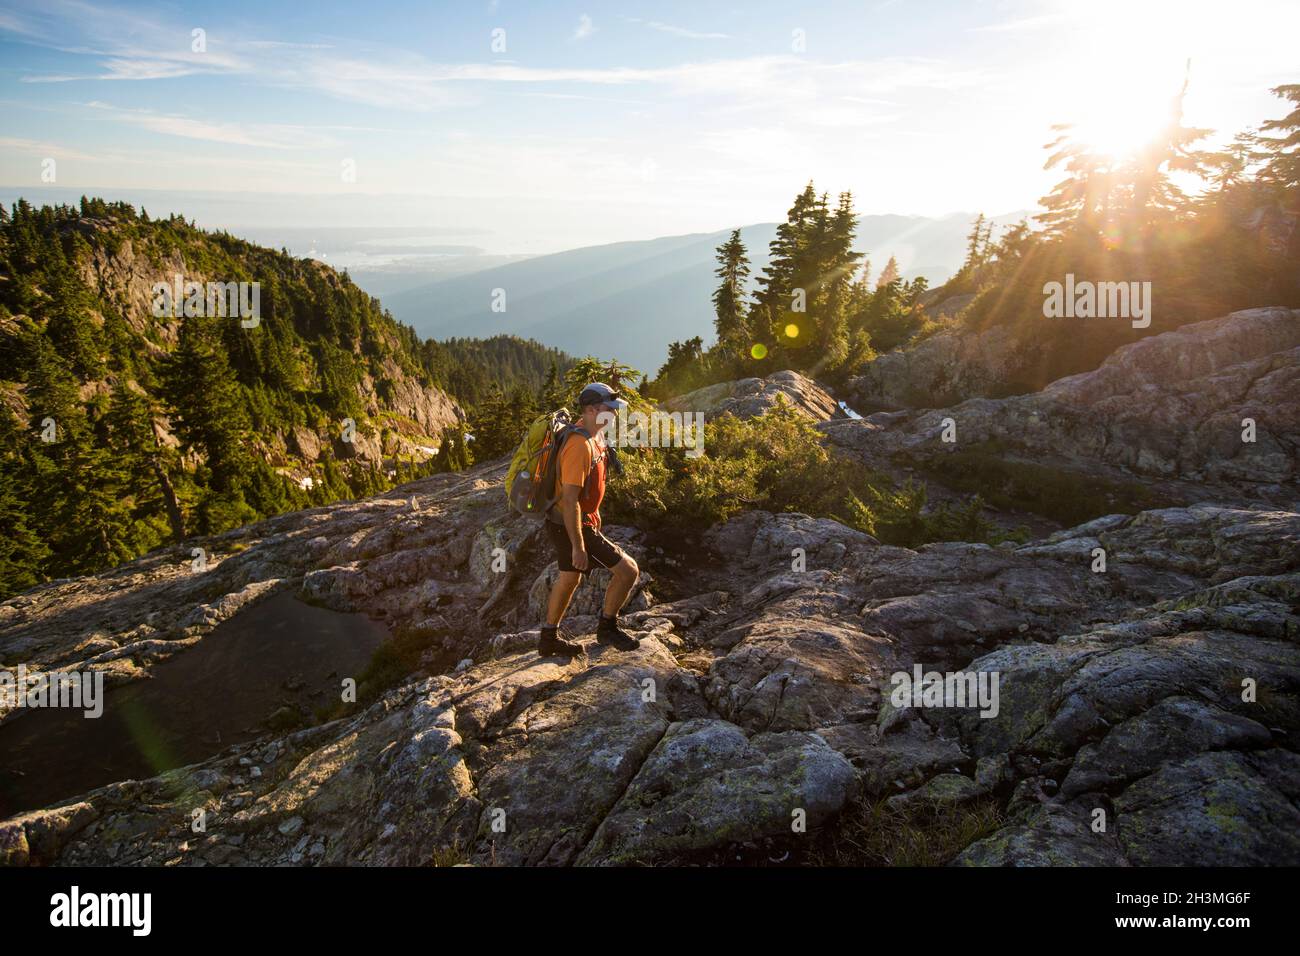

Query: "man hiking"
<box><xmin>538</xmin><ymin>382</ymin><xmax>642</xmax><ymax>659</ymax></box>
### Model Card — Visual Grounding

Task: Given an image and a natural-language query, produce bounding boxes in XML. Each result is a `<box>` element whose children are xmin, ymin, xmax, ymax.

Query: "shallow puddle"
<box><xmin>0</xmin><ymin>590</ymin><xmax>389</xmax><ymax>818</ymax></box>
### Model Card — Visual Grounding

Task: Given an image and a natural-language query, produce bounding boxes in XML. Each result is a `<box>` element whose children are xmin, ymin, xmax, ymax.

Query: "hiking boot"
<box><xmin>537</xmin><ymin>627</ymin><xmax>585</xmax><ymax>659</ymax></box>
<box><xmin>596</xmin><ymin>616</ymin><xmax>640</xmax><ymax>651</ymax></box>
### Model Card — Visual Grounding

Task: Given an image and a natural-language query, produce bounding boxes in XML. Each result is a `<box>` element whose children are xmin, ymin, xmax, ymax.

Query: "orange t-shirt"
<box><xmin>554</xmin><ymin>429</ymin><xmax>607</xmax><ymax>526</ymax></box>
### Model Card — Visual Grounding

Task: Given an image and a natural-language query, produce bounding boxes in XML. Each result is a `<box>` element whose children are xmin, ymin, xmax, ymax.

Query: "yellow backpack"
<box><xmin>505</xmin><ymin>409</ymin><xmax>590</xmax><ymax>518</ymax></box>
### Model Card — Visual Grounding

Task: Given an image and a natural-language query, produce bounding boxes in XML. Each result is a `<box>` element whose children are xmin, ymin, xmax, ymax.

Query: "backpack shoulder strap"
<box><xmin>540</xmin><ymin>424</ymin><xmax>598</xmax><ymax>519</ymax></box>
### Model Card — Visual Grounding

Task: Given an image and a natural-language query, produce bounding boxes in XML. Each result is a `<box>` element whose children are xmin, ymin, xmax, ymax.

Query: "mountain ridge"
<box><xmin>384</xmin><ymin>212</ymin><xmax>1027</xmax><ymax>373</ymax></box>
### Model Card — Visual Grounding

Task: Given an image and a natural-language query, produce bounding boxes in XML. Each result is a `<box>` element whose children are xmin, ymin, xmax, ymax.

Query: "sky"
<box><xmin>1</xmin><ymin>0</ymin><xmax>1297</xmax><ymax>255</ymax></box>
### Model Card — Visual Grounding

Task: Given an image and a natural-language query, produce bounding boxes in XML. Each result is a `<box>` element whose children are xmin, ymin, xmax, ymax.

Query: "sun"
<box><xmin>1072</xmin><ymin>103</ymin><xmax>1167</xmax><ymax>161</ymax></box>
<box><xmin>1049</xmin><ymin>1</ymin><xmax>1197</xmax><ymax>163</ymax></box>
<box><xmin>1067</xmin><ymin>72</ymin><xmax>1186</xmax><ymax>162</ymax></box>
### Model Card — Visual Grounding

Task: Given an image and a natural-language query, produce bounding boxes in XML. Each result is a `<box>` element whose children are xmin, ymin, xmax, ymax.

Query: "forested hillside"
<box><xmin>431</xmin><ymin>335</ymin><xmax>574</xmax><ymax>407</ymax></box>
<box><xmin>0</xmin><ymin>200</ymin><xmax>568</xmax><ymax>599</ymax></box>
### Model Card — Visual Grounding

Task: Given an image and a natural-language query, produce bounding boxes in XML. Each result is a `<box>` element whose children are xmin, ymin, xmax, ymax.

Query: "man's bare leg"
<box><xmin>602</xmin><ymin>554</ymin><xmax>639</xmax><ymax>618</ymax></box>
<box><xmin>547</xmin><ymin>570</ymin><xmax>583</xmax><ymax>626</ymax></box>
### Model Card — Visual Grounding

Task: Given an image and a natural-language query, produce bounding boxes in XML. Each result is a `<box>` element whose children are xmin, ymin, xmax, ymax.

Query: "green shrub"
<box><xmin>604</xmin><ymin>398</ymin><xmax>1000</xmax><ymax>548</ymax></box>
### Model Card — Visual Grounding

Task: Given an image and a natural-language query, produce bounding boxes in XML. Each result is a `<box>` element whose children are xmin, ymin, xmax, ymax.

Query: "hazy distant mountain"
<box><xmin>384</xmin><ymin>212</ymin><xmax>1026</xmax><ymax>373</ymax></box>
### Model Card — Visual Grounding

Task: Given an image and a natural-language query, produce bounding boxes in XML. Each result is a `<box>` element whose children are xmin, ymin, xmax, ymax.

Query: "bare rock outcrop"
<box><xmin>3</xmin><ymin>498</ymin><xmax>1296</xmax><ymax>867</ymax></box>
<box><xmin>2</xmin><ymin>307</ymin><xmax>1298</xmax><ymax>867</ymax></box>
<box><xmin>826</xmin><ymin>308</ymin><xmax>1300</xmax><ymax>503</ymax></box>
<box><xmin>663</xmin><ymin>369</ymin><xmax>843</xmax><ymax>422</ymax></box>
<box><xmin>844</xmin><ymin>323</ymin><xmax>1035</xmax><ymax>411</ymax></box>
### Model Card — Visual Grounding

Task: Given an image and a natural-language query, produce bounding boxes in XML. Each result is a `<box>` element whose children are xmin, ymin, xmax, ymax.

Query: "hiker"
<box><xmin>538</xmin><ymin>382</ymin><xmax>641</xmax><ymax>658</ymax></box>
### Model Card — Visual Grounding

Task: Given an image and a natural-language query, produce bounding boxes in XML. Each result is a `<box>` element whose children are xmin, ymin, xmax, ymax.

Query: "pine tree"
<box><xmin>813</xmin><ymin>191</ymin><xmax>861</xmax><ymax>370</ymax></box>
<box><xmin>538</xmin><ymin>360</ymin><xmax>564</xmax><ymax>410</ymax></box>
<box><xmin>751</xmin><ymin>182</ymin><xmax>820</xmax><ymax>352</ymax></box>
<box><xmin>876</xmin><ymin>256</ymin><xmax>900</xmax><ymax>289</ymax></box>
<box><xmin>161</xmin><ymin>316</ymin><xmax>253</xmax><ymax>493</ymax></box>
<box><xmin>712</xmin><ymin>229</ymin><xmax>751</xmax><ymax>356</ymax></box>
<box><xmin>748</xmin><ymin>183</ymin><xmax>860</xmax><ymax>370</ymax></box>
<box><xmin>1037</xmin><ymin>124</ymin><xmax>1115</xmax><ymax>239</ymax></box>
<box><xmin>0</xmin><ymin>407</ymin><xmax>51</xmax><ymax>595</ymax></box>
<box><xmin>1120</xmin><ymin>70</ymin><xmax>1212</xmax><ymax>233</ymax></box>
<box><xmin>432</xmin><ymin>423</ymin><xmax>473</xmax><ymax>472</ymax></box>
<box><xmin>60</xmin><ymin>439</ymin><xmax>136</xmax><ymax>574</ymax></box>
<box><xmin>470</xmin><ymin>385</ymin><xmax>535</xmax><ymax>460</ymax></box>
<box><xmin>963</xmin><ymin>213</ymin><xmax>988</xmax><ymax>270</ymax></box>
<box><xmin>106</xmin><ymin>381</ymin><xmax>186</xmax><ymax>541</ymax></box>
<box><xmin>1259</xmin><ymin>84</ymin><xmax>1300</xmax><ymax>188</ymax></box>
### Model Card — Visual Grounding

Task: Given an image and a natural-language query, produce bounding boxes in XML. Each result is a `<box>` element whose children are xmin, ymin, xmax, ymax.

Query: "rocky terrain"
<box><xmin>663</xmin><ymin>369</ymin><xmax>843</xmax><ymax>422</ymax></box>
<box><xmin>828</xmin><ymin>308</ymin><xmax>1300</xmax><ymax>510</ymax></box>
<box><xmin>843</xmin><ymin>321</ymin><xmax>1031</xmax><ymax>411</ymax></box>
<box><xmin>1</xmin><ymin>308</ymin><xmax>1297</xmax><ymax>867</ymax></box>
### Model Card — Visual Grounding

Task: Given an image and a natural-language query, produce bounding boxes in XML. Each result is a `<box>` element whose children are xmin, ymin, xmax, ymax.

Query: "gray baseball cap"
<box><xmin>578</xmin><ymin>382</ymin><xmax>627</xmax><ymax>410</ymax></box>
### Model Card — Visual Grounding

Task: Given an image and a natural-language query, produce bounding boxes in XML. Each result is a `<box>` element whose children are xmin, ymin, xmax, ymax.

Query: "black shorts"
<box><xmin>545</xmin><ymin>518</ymin><xmax>627</xmax><ymax>575</ymax></box>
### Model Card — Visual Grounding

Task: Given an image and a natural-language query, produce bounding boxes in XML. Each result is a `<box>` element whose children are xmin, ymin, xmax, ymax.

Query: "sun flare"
<box><xmin>1072</xmin><ymin>100</ymin><xmax>1171</xmax><ymax>160</ymax></box>
<box><xmin>1051</xmin><ymin>0</ymin><xmax>1203</xmax><ymax>162</ymax></box>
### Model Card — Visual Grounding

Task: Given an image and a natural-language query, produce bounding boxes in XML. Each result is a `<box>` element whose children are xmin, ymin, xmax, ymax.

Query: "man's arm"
<box><xmin>561</xmin><ymin>484</ymin><xmax>587</xmax><ymax>570</ymax></box>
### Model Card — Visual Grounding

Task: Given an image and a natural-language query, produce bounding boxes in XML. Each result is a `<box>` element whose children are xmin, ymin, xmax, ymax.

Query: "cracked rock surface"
<box><xmin>1</xmin><ymin>310</ymin><xmax>1298</xmax><ymax>866</ymax></box>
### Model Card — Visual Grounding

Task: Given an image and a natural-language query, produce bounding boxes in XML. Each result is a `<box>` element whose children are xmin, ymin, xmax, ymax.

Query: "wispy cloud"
<box><xmin>0</xmin><ymin>9</ymin><xmax>45</xmax><ymax>38</ymax></box>
<box><xmin>0</xmin><ymin>136</ymin><xmax>99</xmax><ymax>160</ymax></box>
<box><xmin>970</xmin><ymin>13</ymin><xmax>1061</xmax><ymax>32</ymax></box>
<box><xmin>246</xmin><ymin>40</ymin><xmax>334</xmax><ymax>50</ymax></box>
<box><xmin>0</xmin><ymin>1</ymin><xmax>977</xmax><ymax>116</ymax></box>
<box><xmin>626</xmin><ymin>18</ymin><xmax>730</xmax><ymax>40</ymax></box>
<box><xmin>7</xmin><ymin>0</ymin><xmax>253</xmax><ymax>82</ymax></box>
<box><xmin>520</xmin><ymin>91</ymin><xmax>656</xmax><ymax>106</ymax></box>
<box><xmin>573</xmin><ymin>14</ymin><xmax>596</xmax><ymax>41</ymax></box>
<box><xmin>83</xmin><ymin>101</ymin><xmax>340</xmax><ymax>149</ymax></box>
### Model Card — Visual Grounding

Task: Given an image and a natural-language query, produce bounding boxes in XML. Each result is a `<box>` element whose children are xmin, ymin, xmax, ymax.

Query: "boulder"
<box><xmin>830</xmin><ymin>308</ymin><xmax>1300</xmax><ymax>496</ymax></box>
<box><xmin>663</xmin><ymin>370</ymin><xmax>843</xmax><ymax>422</ymax></box>
<box><xmin>577</xmin><ymin>718</ymin><xmax>856</xmax><ymax>864</ymax></box>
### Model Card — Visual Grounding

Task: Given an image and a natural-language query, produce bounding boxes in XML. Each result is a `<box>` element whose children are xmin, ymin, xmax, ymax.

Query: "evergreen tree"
<box><xmin>1119</xmin><ymin>71</ymin><xmax>1212</xmax><ymax>234</ymax></box>
<box><xmin>712</xmin><ymin>229</ymin><xmax>751</xmax><ymax>357</ymax></box>
<box><xmin>161</xmin><ymin>316</ymin><xmax>253</xmax><ymax>494</ymax></box>
<box><xmin>963</xmin><ymin>213</ymin><xmax>988</xmax><ymax>271</ymax></box>
<box><xmin>432</xmin><ymin>423</ymin><xmax>473</xmax><ymax>472</ymax></box>
<box><xmin>59</xmin><ymin>438</ymin><xmax>136</xmax><ymax>574</ymax></box>
<box><xmin>0</xmin><ymin>407</ymin><xmax>51</xmax><ymax>593</ymax></box>
<box><xmin>105</xmin><ymin>381</ymin><xmax>185</xmax><ymax>541</ymax></box>
<box><xmin>749</xmin><ymin>183</ymin><xmax>859</xmax><ymax>369</ymax></box>
<box><xmin>1259</xmin><ymin>84</ymin><xmax>1300</xmax><ymax>188</ymax></box>
<box><xmin>1037</xmin><ymin>124</ymin><xmax>1115</xmax><ymax>239</ymax></box>
<box><xmin>876</xmin><ymin>256</ymin><xmax>900</xmax><ymax>289</ymax></box>
<box><xmin>470</xmin><ymin>384</ymin><xmax>537</xmax><ymax>460</ymax></box>
<box><xmin>538</xmin><ymin>359</ymin><xmax>565</xmax><ymax>410</ymax></box>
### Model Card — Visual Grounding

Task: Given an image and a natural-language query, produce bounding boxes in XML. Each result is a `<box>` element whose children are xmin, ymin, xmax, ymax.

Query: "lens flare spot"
<box><xmin>784</xmin><ymin>323</ymin><xmax>800</xmax><ymax>338</ymax></box>
<box><xmin>750</xmin><ymin>343</ymin><xmax>768</xmax><ymax>359</ymax></box>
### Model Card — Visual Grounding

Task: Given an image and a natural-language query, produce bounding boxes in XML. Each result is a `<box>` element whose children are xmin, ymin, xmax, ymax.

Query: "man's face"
<box><xmin>588</xmin><ymin>402</ymin><xmax>617</xmax><ymax>433</ymax></box>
